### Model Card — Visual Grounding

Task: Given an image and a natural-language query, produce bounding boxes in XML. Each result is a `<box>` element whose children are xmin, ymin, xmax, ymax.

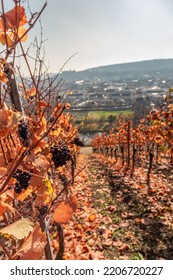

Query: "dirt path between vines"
<box><xmin>63</xmin><ymin>152</ymin><xmax>173</xmax><ymax>260</ymax></box>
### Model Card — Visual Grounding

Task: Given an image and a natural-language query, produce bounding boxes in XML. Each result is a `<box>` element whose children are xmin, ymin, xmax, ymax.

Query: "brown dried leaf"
<box><xmin>12</xmin><ymin>224</ymin><xmax>46</xmax><ymax>260</ymax></box>
<box><xmin>32</xmin><ymin>155</ymin><xmax>48</xmax><ymax>171</ymax></box>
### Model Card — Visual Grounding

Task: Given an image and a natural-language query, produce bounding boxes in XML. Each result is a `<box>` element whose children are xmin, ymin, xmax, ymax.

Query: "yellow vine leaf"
<box><xmin>0</xmin><ymin>218</ymin><xmax>34</xmax><ymax>240</ymax></box>
<box><xmin>12</xmin><ymin>224</ymin><xmax>46</xmax><ymax>260</ymax></box>
<box><xmin>34</xmin><ymin>177</ymin><xmax>55</xmax><ymax>207</ymax></box>
<box><xmin>42</xmin><ymin>178</ymin><xmax>53</xmax><ymax>195</ymax></box>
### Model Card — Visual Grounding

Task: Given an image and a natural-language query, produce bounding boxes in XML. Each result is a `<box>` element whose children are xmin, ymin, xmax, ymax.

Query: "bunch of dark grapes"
<box><xmin>13</xmin><ymin>169</ymin><xmax>31</xmax><ymax>194</ymax></box>
<box><xmin>72</xmin><ymin>137</ymin><xmax>84</xmax><ymax>147</ymax></box>
<box><xmin>50</xmin><ymin>145</ymin><xmax>71</xmax><ymax>167</ymax></box>
<box><xmin>18</xmin><ymin>120</ymin><xmax>30</xmax><ymax>146</ymax></box>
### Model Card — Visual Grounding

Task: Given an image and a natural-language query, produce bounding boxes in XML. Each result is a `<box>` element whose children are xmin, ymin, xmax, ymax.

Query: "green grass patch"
<box><xmin>72</xmin><ymin>110</ymin><xmax>133</xmax><ymax>133</ymax></box>
<box><xmin>72</xmin><ymin>110</ymin><xmax>133</xmax><ymax>122</ymax></box>
<box><xmin>87</xmin><ymin>110</ymin><xmax>133</xmax><ymax>120</ymax></box>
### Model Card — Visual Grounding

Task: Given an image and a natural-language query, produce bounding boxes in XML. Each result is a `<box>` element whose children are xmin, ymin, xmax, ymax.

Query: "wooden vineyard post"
<box><xmin>114</xmin><ymin>146</ymin><xmax>118</xmax><ymax>162</ymax></box>
<box><xmin>120</xmin><ymin>146</ymin><xmax>125</xmax><ymax>166</ymax></box>
<box><xmin>127</xmin><ymin>121</ymin><xmax>131</xmax><ymax>167</ymax></box>
<box><xmin>130</xmin><ymin>145</ymin><xmax>137</xmax><ymax>178</ymax></box>
<box><xmin>8</xmin><ymin>71</ymin><xmax>22</xmax><ymax>112</ymax></box>
<box><xmin>55</xmin><ymin>223</ymin><xmax>65</xmax><ymax>260</ymax></box>
<box><xmin>147</xmin><ymin>150</ymin><xmax>154</xmax><ymax>190</ymax></box>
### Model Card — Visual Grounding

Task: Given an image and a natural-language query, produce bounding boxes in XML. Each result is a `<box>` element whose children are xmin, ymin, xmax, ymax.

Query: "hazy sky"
<box><xmin>3</xmin><ymin>0</ymin><xmax>173</xmax><ymax>73</ymax></box>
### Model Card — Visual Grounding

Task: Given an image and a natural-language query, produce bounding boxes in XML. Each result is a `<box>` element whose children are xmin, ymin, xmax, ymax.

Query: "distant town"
<box><xmin>55</xmin><ymin>59</ymin><xmax>173</xmax><ymax>113</ymax></box>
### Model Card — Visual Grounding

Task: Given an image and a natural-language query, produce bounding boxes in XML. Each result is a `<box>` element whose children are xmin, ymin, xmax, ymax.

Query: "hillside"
<box><xmin>61</xmin><ymin>58</ymin><xmax>173</xmax><ymax>81</ymax></box>
<box><xmin>86</xmin><ymin>58</ymin><xmax>173</xmax><ymax>73</ymax></box>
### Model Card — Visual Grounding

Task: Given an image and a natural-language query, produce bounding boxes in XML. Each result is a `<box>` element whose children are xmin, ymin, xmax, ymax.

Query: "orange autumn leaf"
<box><xmin>17</xmin><ymin>26</ymin><xmax>28</xmax><ymax>42</ymax></box>
<box><xmin>0</xmin><ymin>101</ymin><xmax>8</xmax><ymax>123</ymax></box>
<box><xmin>0</xmin><ymin>199</ymin><xmax>15</xmax><ymax>216</ymax></box>
<box><xmin>65</xmin><ymin>102</ymin><xmax>70</xmax><ymax>109</ymax></box>
<box><xmin>36</xmin><ymin>101</ymin><xmax>48</xmax><ymax>108</ymax></box>
<box><xmin>53</xmin><ymin>195</ymin><xmax>78</xmax><ymax>224</ymax></box>
<box><xmin>69</xmin><ymin>194</ymin><xmax>78</xmax><ymax>212</ymax></box>
<box><xmin>37</xmin><ymin>116</ymin><xmax>47</xmax><ymax>135</ymax></box>
<box><xmin>88</xmin><ymin>213</ymin><xmax>96</xmax><ymax>222</ymax></box>
<box><xmin>0</xmin><ymin>31</ymin><xmax>14</xmax><ymax>46</ymax></box>
<box><xmin>53</xmin><ymin>201</ymin><xmax>73</xmax><ymax>224</ymax></box>
<box><xmin>34</xmin><ymin>176</ymin><xmax>55</xmax><ymax>207</ymax></box>
<box><xmin>0</xmin><ymin>19</ymin><xmax>3</xmax><ymax>30</ymax></box>
<box><xmin>15</xmin><ymin>186</ymin><xmax>33</xmax><ymax>201</ymax></box>
<box><xmin>30</xmin><ymin>170</ymin><xmax>46</xmax><ymax>188</ymax></box>
<box><xmin>35</xmin><ymin>190</ymin><xmax>52</xmax><ymax>207</ymax></box>
<box><xmin>0</xmin><ymin>102</ymin><xmax>13</xmax><ymax>124</ymax></box>
<box><xmin>1</xmin><ymin>188</ymin><xmax>14</xmax><ymax>203</ymax></box>
<box><xmin>31</xmin><ymin>134</ymin><xmax>48</xmax><ymax>151</ymax></box>
<box><xmin>119</xmin><ymin>244</ymin><xmax>130</xmax><ymax>252</ymax></box>
<box><xmin>0</xmin><ymin>200</ymin><xmax>7</xmax><ymax>215</ymax></box>
<box><xmin>26</xmin><ymin>87</ymin><xmax>36</xmax><ymax>98</ymax></box>
<box><xmin>32</xmin><ymin>155</ymin><xmax>49</xmax><ymax>172</ymax></box>
<box><xmin>12</xmin><ymin>224</ymin><xmax>46</xmax><ymax>260</ymax></box>
<box><xmin>135</xmin><ymin>218</ymin><xmax>143</xmax><ymax>223</ymax></box>
<box><xmin>137</xmin><ymin>185</ymin><xmax>145</xmax><ymax>189</ymax></box>
<box><xmin>0</xmin><ymin>167</ymin><xmax>7</xmax><ymax>176</ymax></box>
<box><xmin>0</xmin><ymin>71</ymin><xmax>7</xmax><ymax>83</ymax></box>
<box><xmin>49</xmin><ymin>127</ymin><xmax>62</xmax><ymax>137</ymax></box>
<box><xmin>1</xmin><ymin>6</ymin><xmax>27</xmax><ymax>29</ymax></box>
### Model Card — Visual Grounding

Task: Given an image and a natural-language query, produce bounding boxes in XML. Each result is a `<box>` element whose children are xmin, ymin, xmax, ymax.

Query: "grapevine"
<box><xmin>91</xmin><ymin>91</ymin><xmax>173</xmax><ymax>187</ymax></box>
<box><xmin>0</xmin><ymin>0</ymin><xmax>82</xmax><ymax>260</ymax></box>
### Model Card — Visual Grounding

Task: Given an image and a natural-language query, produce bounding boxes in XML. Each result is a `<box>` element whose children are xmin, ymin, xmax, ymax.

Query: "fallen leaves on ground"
<box><xmin>60</xmin><ymin>152</ymin><xmax>173</xmax><ymax>260</ymax></box>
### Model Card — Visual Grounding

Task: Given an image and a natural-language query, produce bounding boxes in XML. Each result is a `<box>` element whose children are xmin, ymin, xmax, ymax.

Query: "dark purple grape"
<box><xmin>13</xmin><ymin>169</ymin><xmax>31</xmax><ymax>193</ymax></box>
<box><xmin>50</xmin><ymin>145</ymin><xmax>71</xmax><ymax>167</ymax></box>
<box><xmin>18</xmin><ymin>120</ymin><xmax>30</xmax><ymax>146</ymax></box>
<box><xmin>14</xmin><ymin>183</ymin><xmax>22</xmax><ymax>194</ymax></box>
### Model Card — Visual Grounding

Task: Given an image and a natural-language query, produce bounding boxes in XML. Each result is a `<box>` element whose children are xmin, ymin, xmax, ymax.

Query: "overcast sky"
<box><xmin>3</xmin><ymin>0</ymin><xmax>173</xmax><ymax>73</ymax></box>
